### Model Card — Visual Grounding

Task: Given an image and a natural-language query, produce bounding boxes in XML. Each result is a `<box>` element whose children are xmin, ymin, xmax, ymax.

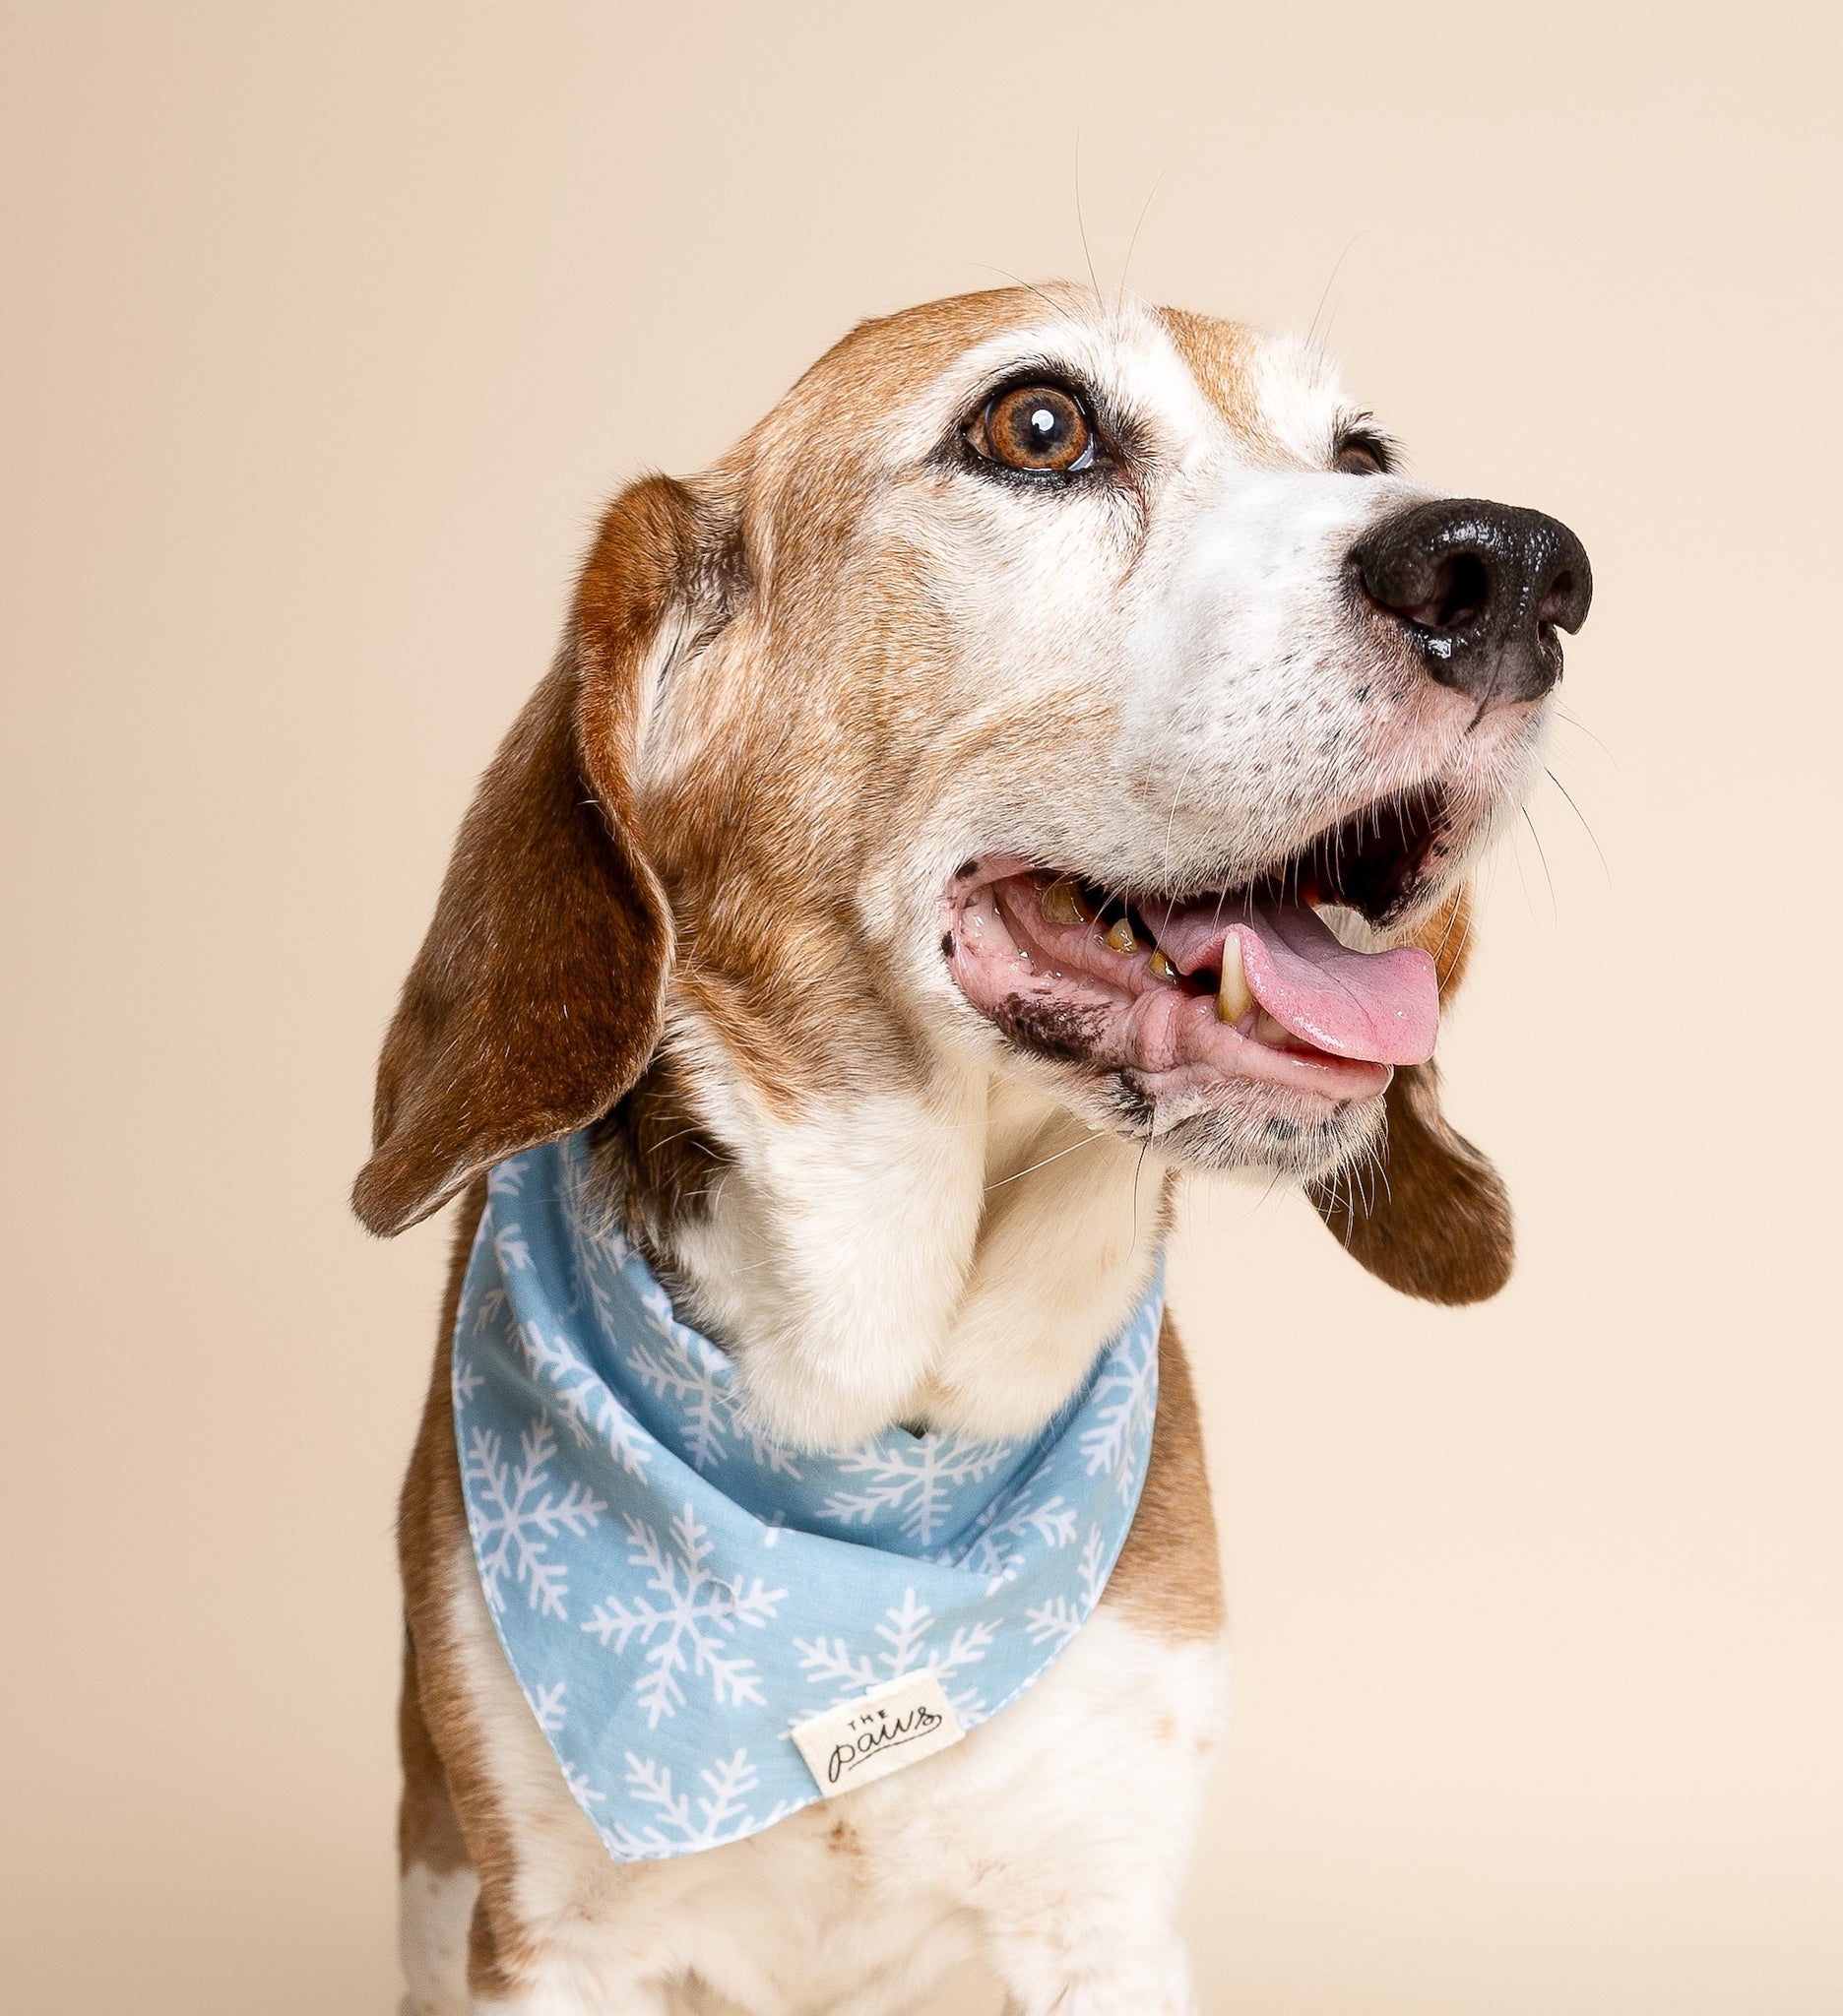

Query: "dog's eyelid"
<box><xmin>1331</xmin><ymin>410</ymin><xmax>1398</xmax><ymax>476</ymax></box>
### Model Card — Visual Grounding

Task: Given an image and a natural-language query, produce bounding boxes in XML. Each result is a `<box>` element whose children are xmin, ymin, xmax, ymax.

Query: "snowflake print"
<box><xmin>623</xmin><ymin>1295</ymin><xmax>799</xmax><ymax>1478</ymax></box>
<box><xmin>1076</xmin><ymin>1522</ymin><xmax>1107</xmax><ymax>1610</ymax></box>
<box><xmin>455</xmin><ymin>1137</ymin><xmax>1165</xmax><ymax>1863</ymax></box>
<box><xmin>464</xmin><ymin>1419</ymin><xmax>606</xmax><ymax>1619</ymax></box>
<box><xmin>958</xmin><ymin>1485</ymin><xmax>1079</xmax><ymax>1589</ymax></box>
<box><xmin>492</xmin><ymin>1221</ymin><xmax>533</xmax><ymax>1274</ymax></box>
<box><xmin>816</xmin><ymin>1433</ymin><xmax>1012</xmax><ymax>1550</ymax></box>
<box><xmin>1079</xmin><ymin>1323</ymin><xmax>1158</xmax><ymax>1500</ymax></box>
<box><xmin>518</xmin><ymin>1321</ymin><xmax>652</xmax><ymax>1479</ymax></box>
<box><xmin>561</xmin><ymin>1759</ymin><xmax>606</xmax><ymax>1809</ymax></box>
<box><xmin>794</xmin><ymin>1587</ymin><xmax>997</xmax><ymax>1718</ymax></box>
<box><xmin>603</xmin><ymin>1748</ymin><xmax>792</xmax><ymax>1859</ymax></box>
<box><xmin>523</xmin><ymin>1679</ymin><xmax>568</xmax><ymax>1733</ymax></box>
<box><xmin>1024</xmin><ymin>1528</ymin><xmax>1111</xmax><ymax>1650</ymax></box>
<box><xmin>581</xmin><ymin>1503</ymin><xmax>786</xmax><ymax>1728</ymax></box>
<box><xmin>1023</xmin><ymin>1595</ymin><xmax>1081</xmax><ymax>1651</ymax></box>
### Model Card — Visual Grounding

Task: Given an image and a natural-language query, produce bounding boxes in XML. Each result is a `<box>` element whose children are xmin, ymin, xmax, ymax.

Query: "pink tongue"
<box><xmin>1231</xmin><ymin>897</ymin><xmax>1438</xmax><ymax>1065</ymax></box>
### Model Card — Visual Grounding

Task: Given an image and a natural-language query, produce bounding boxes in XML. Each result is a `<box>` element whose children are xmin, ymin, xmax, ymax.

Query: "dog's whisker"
<box><xmin>970</xmin><ymin>264</ymin><xmax>1088</xmax><ymax>334</ymax></box>
<box><xmin>1114</xmin><ymin>158</ymin><xmax>1174</xmax><ymax>319</ymax></box>
<box><xmin>1161</xmin><ymin>744</ymin><xmax>1203</xmax><ymax>890</ymax></box>
<box><xmin>1553</xmin><ymin>707</ymin><xmax>1618</xmax><ymax>766</ymax></box>
<box><xmin>1073</xmin><ymin>130</ymin><xmax>1106</xmax><ymax>322</ymax></box>
<box><xmin>1306</xmin><ymin>230</ymin><xmax>1368</xmax><ymax>353</ymax></box>
<box><xmin>1543</xmin><ymin>765</ymin><xmax>1612</xmax><ymax>883</ymax></box>
<box><xmin>1521</xmin><ymin>804</ymin><xmax>1559</xmax><ymax>926</ymax></box>
<box><xmin>985</xmin><ymin>1129</ymin><xmax>1109</xmax><ymax>1192</ymax></box>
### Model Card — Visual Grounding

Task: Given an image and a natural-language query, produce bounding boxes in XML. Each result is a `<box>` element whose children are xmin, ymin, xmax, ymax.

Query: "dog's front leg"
<box><xmin>983</xmin><ymin>1891</ymin><xmax>1199</xmax><ymax>2016</ymax></box>
<box><xmin>466</xmin><ymin>1969</ymin><xmax>673</xmax><ymax>2016</ymax></box>
<box><xmin>964</xmin><ymin>1619</ymin><xmax>1224</xmax><ymax>2016</ymax></box>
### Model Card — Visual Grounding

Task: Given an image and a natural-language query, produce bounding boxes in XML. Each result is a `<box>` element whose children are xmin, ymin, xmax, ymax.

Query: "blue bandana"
<box><xmin>453</xmin><ymin>1133</ymin><xmax>1161</xmax><ymax>1861</ymax></box>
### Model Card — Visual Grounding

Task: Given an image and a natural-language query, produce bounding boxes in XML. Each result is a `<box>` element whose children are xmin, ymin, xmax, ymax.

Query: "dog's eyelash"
<box><xmin>1332</xmin><ymin>415</ymin><xmax>1397</xmax><ymax>474</ymax></box>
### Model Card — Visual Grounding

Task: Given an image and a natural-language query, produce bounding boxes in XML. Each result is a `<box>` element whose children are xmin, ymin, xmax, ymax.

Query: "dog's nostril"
<box><xmin>1539</xmin><ymin>570</ymin><xmax>1577</xmax><ymax>629</ymax></box>
<box><xmin>1380</xmin><ymin>550</ymin><xmax>1491</xmax><ymax>635</ymax></box>
<box><xmin>1432</xmin><ymin>553</ymin><xmax>1490</xmax><ymax>632</ymax></box>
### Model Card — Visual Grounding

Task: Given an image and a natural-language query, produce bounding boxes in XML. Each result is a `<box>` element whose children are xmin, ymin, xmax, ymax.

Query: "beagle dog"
<box><xmin>355</xmin><ymin>284</ymin><xmax>1591</xmax><ymax>2015</ymax></box>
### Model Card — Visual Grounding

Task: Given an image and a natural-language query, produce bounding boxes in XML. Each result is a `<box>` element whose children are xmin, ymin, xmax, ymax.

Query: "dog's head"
<box><xmin>354</xmin><ymin>286</ymin><xmax>1589</xmax><ymax>1307</ymax></box>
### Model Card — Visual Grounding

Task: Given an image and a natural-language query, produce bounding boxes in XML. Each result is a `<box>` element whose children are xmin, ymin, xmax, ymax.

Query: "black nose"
<box><xmin>1355</xmin><ymin>498</ymin><xmax>1592</xmax><ymax>706</ymax></box>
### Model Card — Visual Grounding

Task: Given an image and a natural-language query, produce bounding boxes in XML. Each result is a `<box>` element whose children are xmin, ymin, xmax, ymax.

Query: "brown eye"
<box><xmin>1334</xmin><ymin>432</ymin><xmax>1391</xmax><ymax>476</ymax></box>
<box><xmin>978</xmin><ymin>384</ymin><xmax>1094</xmax><ymax>473</ymax></box>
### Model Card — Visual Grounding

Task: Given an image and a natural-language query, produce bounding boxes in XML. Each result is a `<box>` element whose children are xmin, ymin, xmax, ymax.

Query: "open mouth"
<box><xmin>944</xmin><ymin>785</ymin><xmax>1451</xmax><ymax>1110</ymax></box>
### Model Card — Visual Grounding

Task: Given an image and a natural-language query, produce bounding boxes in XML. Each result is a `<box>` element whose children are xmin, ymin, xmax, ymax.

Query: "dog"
<box><xmin>354</xmin><ymin>283</ymin><xmax>1591</xmax><ymax>2015</ymax></box>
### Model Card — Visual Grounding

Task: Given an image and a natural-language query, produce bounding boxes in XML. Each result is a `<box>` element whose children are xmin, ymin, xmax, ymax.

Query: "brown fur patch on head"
<box><xmin>1155</xmin><ymin>308</ymin><xmax>1272</xmax><ymax>458</ymax></box>
<box><xmin>1306</xmin><ymin>879</ymin><xmax>1514</xmax><ymax>1303</ymax></box>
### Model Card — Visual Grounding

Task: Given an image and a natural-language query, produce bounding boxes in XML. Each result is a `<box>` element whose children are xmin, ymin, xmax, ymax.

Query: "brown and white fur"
<box><xmin>356</xmin><ymin>285</ymin><xmax>1562</xmax><ymax>2014</ymax></box>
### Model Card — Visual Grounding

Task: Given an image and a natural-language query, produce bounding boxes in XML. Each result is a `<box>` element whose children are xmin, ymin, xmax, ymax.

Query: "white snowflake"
<box><xmin>1079</xmin><ymin>1325</ymin><xmax>1158</xmax><ymax>1500</ymax></box>
<box><xmin>452</xmin><ymin>1354</ymin><xmax>483</xmax><ymax>1410</ymax></box>
<box><xmin>523</xmin><ymin>1679</ymin><xmax>568</xmax><ymax>1733</ymax></box>
<box><xmin>794</xmin><ymin>1587</ymin><xmax>998</xmax><ymax>1718</ymax></box>
<box><xmin>469</xmin><ymin>1286</ymin><xmax>509</xmax><ymax>1337</ymax></box>
<box><xmin>957</xmin><ymin>1485</ymin><xmax>1079</xmax><ymax>1589</ymax></box>
<box><xmin>815</xmin><ymin>1433</ymin><xmax>1012</xmax><ymax>1550</ymax></box>
<box><xmin>492</xmin><ymin>1220</ymin><xmax>534</xmax><ymax>1274</ymax></box>
<box><xmin>580</xmin><ymin>1502</ymin><xmax>786</xmax><ymax>1728</ymax></box>
<box><xmin>517</xmin><ymin>1321</ymin><xmax>653</xmax><ymax>1478</ymax></box>
<box><xmin>1023</xmin><ymin>1595</ymin><xmax>1082</xmax><ymax>1651</ymax></box>
<box><xmin>487</xmin><ymin>1162</ymin><xmax>527</xmax><ymax>1199</ymax></box>
<box><xmin>560</xmin><ymin>1759</ymin><xmax>606</xmax><ymax>1809</ymax></box>
<box><xmin>463</xmin><ymin>1418</ymin><xmax>606</xmax><ymax>1619</ymax></box>
<box><xmin>623</xmin><ymin>1290</ymin><xmax>799</xmax><ymax>1478</ymax></box>
<box><xmin>603</xmin><ymin>1748</ymin><xmax>792</xmax><ymax>1859</ymax></box>
<box><xmin>1077</xmin><ymin>1522</ymin><xmax>1108</xmax><ymax>1611</ymax></box>
<box><xmin>1025</xmin><ymin>1527</ymin><xmax>1109</xmax><ymax>1651</ymax></box>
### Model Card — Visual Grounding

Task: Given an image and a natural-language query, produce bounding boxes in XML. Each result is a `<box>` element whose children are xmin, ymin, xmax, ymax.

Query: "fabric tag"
<box><xmin>791</xmin><ymin>1671</ymin><xmax>965</xmax><ymax>1796</ymax></box>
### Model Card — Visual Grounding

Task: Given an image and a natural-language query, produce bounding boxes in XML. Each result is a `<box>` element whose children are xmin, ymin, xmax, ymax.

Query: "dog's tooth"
<box><xmin>1041</xmin><ymin>877</ymin><xmax>1092</xmax><ymax>925</ymax></box>
<box><xmin>1148</xmin><ymin>949</ymin><xmax>1176</xmax><ymax>981</ymax></box>
<box><xmin>1256</xmin><ymin>1012</ymin><xmax>1291</xmax><ymax>1045</ymax></box>
<box><xmin>1104</xmin><ymin>918</ymin><xmax>1138</xmax><ymax>954</ymax></box>
<box><xmin>1217</xmin><ymin>937</ymin><xmax>1253</xmax><ymax>1023</ymax></box>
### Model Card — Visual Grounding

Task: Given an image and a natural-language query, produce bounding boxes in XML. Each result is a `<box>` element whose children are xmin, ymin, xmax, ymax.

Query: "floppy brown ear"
<box><xmin>1306</xmin><ymin>883</ymin><xmax>1515</xmax><ymax>1305</ymax></box>
<box><xmin>351</xmin><ymin>475</ymin><xmax>718</xmax><ymax>1237</ymax></box>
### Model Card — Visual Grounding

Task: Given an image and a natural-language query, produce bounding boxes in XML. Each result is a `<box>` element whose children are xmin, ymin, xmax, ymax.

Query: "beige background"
<box><xmin>4</xmin><ymin>3</ymin><xmax>1838</xmax><ymax>2010</ymax></box>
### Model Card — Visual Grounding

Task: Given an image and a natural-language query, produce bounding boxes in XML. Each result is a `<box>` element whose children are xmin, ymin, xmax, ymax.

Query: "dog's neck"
<box><xmin>622</xmin><ymin>1032</ymin><xmax>1170</xmax><ymax>1451</ymax></box>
